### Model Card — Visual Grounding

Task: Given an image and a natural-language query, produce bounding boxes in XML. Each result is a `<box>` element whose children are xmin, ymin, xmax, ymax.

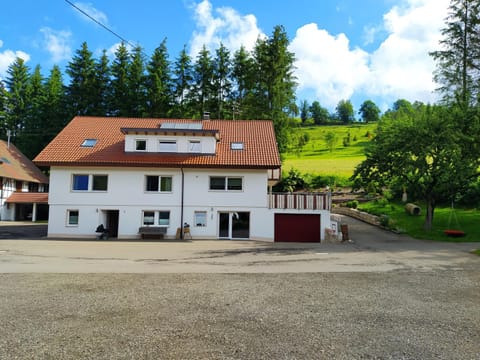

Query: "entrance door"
<box><xmin>106</xmin><ymin>210</ymin><xmax>119</xmax><ymax>238</ymax></box>
<box><xmin>218</xmin><ymin>212</ymin><xmax>250</xmax><ymax>239</ymax></box>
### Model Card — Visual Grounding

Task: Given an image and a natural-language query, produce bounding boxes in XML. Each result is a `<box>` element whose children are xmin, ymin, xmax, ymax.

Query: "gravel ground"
<box><xmin>1</xmin><ymin>272</ymin><xmax>479</xmax><ymax>359</ymax></box>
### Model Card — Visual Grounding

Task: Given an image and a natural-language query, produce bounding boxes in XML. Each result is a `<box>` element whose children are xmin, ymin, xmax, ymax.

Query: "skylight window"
<box><xmin>231</xmin><ymin>142</ymin><xmax>244</xmax><ymax>150</ymax></box>
<box><xmin>81</xmin><ymin>139</ymin><xmax>97</xmax><ymax>147</ymax></box>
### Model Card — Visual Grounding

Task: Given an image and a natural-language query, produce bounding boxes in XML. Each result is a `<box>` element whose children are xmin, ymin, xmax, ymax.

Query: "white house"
<box><xmin>34</xmin><ymin>116</ymin><xmax>331</xmax><ymax>241</ymax></box>
<box><xmin>0</xmin><ymin>140</ymin><xmax>49</xmax><ymax>221</ymax></box>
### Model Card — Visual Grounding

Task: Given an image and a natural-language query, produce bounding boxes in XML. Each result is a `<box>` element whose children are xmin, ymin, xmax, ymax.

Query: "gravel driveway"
<box><xmin>0</xmin><ymin>217</ymin><xmax>479</xmax><ymax>359</ymax></box>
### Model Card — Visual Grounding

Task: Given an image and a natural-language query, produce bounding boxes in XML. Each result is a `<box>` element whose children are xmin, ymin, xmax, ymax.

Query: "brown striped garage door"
<box><xmin>274</xmin><ymin>214</ymin><xmax>321</xmax><ymax>242</ymax></box>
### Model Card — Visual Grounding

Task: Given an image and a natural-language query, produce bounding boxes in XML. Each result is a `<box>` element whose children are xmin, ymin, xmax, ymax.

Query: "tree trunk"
<box><xmin>423</xmin><ymin>198</ymin><xmax>435</xmax><ymax>231</ymax></box>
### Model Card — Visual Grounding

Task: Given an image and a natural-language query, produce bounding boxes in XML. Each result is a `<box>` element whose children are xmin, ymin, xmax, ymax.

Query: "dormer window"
<box><xmin>81</xmin><ymin>139</ymin><xmax>97</xmax><ymax>147</ymax></box>
<box><xmin>135</xmin><ymin>139</ymin><xmax>147</xmax><ymax>151</ymax></box>
<box><xmin>231</xmin><ymin>142</ymin><xmax>244</xmax><ymax>150</ymax></box>
<box><xmin>189</xmin><ymin>140</ymin><xmax>201</xmax><ymax>153</ymax></box>
<box><xmin>159</xmin><ymin>140</ymin><xmax>177</xmax><ymax>152</ymax></box>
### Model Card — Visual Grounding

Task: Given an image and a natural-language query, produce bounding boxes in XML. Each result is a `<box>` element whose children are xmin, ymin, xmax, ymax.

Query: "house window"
<box><xmin>159</xmin><ymin>140</ymin><xmax>177</xmax><ymax>152</ymax></box>
<box><xmin>81</xmin><ymin>139</ymin><xmax>97</xmax><ymax>147</ymax></box>
<box><xmin>142</xmin><ymin>211</ymin><xmax>170</xmax><ymax>226</ymax></box>
<box><xmin>145</xmin><ymin>176</ymin><xmax>172</xmax><ymax>192</ymax></box>
<box><xmin>92</xmin><ymin>175</ymin><xmax>108</xmax><ymax>191</ymax></box>
<box><xmin>194</xmin><ymin>211</ymin><xmax>207</xmax><ymax>227</ymax></box>
<box><xmin>209</xmin><ymin>176</ymin><xmax>243</xmax><ymax>191</ymax></box>
<box><xmin>72</xmin><ymin>174</ymin><xmax>108</xmax><ymax>191</ymax></box>
<box><xmin>189</xmin><ymin>140</ymin><xmax>201</xmax><ymax>152</ymax></box>
<box><xmin>143</xmin><ymin>211</ymin><xmax>155</xmax><ymax>225</ymax></box>
<box><xmin>135</xmin><ymin>139</ymin><xmax>147</xmax><ymax>151</ymax></box>
<box><xmin>158</xmin><ymin>211</ymin><xmax>170</xmax><ymax>226</ymax></box>
<box><xmin>67</xmin><ymin>210</ymin><xmax>79</xmax><ymax>226</ymax></box>
<box><xmin>72</xmin><ymin>174</ymin><xmax>89</xmax><ymax>191</ymax></box>
<box><xmin>231</xmin><ymin>142</ymin><xmax>244</xmax><ymax>150</ymax></box>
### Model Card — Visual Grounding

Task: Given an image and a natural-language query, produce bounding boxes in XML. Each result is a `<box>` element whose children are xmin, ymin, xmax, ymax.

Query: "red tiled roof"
<box><xmin>6</xmin><ymin>192</ymin><xmax>48</xmax><ymax>204</ymax></box>
<box><xmin>0</xmin><ymin>140</ymin><xmax>49</xmax><ymax>184</ymax></box>
<box><xmin>33</xmin><ymin>117</ymin><xmax>282</xmax><ymax>169</ymax></box>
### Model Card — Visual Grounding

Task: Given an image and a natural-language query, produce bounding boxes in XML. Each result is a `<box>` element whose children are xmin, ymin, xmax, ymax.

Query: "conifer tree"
<box><xmin>172</xmin><ymin>46</ymin><xmax>194</xmax><ymax>118</ymax></box>
<box><xmin>66</xmin><ymin>42</ymin><xmax>96</xmax><ymax>116</ymax></box>
<box><xmin>146</xmin><ymin>39</ymin><xmax>172</xmax><ymax>117</ymax></box>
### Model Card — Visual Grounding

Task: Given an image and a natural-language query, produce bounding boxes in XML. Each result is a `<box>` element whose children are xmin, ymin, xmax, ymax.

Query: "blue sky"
<box><xmin>0</xmin><ymin>0</ymin><xmax>450</xmax><ymax>112</ymax></box>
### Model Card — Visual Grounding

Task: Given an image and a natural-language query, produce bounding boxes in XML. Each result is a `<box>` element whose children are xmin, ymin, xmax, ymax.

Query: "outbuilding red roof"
<box><xmin>0</xmin><ymin>140</ymin><xmax>49</xmax><ymax>184</ymax></box>
<box><xmin>34</xmin><ymin>117</ymin><xmax>282</xmax><ymax>169</ymax></box>
<box><xmin>6</xmin><ymin>192</ymin><xmax>48</xmax><ymax>204</ymax></box>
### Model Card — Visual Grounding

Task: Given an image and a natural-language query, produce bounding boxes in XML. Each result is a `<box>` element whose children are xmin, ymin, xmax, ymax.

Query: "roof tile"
<box><xmin>34</xmin><ymin>117</ymin><xmax>281</xmax><ymax>169</ymax></box>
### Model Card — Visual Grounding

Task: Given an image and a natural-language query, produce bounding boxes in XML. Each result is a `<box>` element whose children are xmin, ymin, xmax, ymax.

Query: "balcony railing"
<box><xmin>269</xmin><ymin>192</ymin><xmax>331</xmax><ymax>211</ymax></box>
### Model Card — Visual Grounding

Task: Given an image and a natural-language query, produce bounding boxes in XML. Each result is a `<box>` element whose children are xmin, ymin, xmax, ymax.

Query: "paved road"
<box><xmin>0</xmin><ymin>217</ymin><xmax>479</xmax><ymax>359</ymax></box>
<box><xmin>0</xmin><ymin>216</ymin><xmax>477</xmax><ymax>273</ymax></box>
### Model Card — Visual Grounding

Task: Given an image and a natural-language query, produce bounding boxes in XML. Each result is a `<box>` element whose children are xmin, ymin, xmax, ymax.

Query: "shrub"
<box><xmin>346</xmin><ymin>200</ymin><xmax>358</xmax><ymax>209</ymax></box>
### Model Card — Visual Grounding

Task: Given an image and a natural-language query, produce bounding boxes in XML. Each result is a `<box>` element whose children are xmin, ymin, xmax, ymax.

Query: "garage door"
<box><xmin>274</xmin><ymin>214</ymin><xmax>320</xmax><ymax>242</ymax></box>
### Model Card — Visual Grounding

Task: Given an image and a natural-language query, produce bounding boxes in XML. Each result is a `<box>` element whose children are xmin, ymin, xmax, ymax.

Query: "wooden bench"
<box><xmin>138</xmin><ymin>226</ymin><xmax>167</xmax><ymax>239</ymax></box>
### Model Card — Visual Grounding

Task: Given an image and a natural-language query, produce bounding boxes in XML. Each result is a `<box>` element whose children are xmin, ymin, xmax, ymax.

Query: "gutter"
<box><xmin>180</xmin><ymin>167</ymin><xmax>184</xmax><ymax>239</ymax></box>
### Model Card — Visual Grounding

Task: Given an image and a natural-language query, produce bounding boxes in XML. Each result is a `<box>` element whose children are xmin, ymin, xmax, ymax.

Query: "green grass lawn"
<box><xmin>283</xmin><ymin>124</ymin><xmax>376</xmax><ymax>177</ymax></box>
<box><xmin>358</xmin><ymin>201</ymin><xmax>480</xmax><ymax>242</ymax></box>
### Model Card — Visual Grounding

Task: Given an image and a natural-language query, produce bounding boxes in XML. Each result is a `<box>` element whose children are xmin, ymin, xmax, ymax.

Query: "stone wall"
<box><xmin>332</xmin><ymin>206</ymin><xmax>381</xmax><ymax>226</ymax></box>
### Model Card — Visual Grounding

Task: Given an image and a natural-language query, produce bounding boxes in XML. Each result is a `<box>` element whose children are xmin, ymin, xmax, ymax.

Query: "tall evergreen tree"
<box><xmin>4</xmin><ymin>57</ymin><xmax>30</xmax><ymax>144</ymax></box>
<box><xmin>212</xmin><ymin>43</ymin><xmax>232</xmax><ymax>119</ymax></box>
<box><xmin>92</xmin><ymin>50</ymin><xmax>111</xmax><ymax>116</ymax></box>
<box><xmin>22</xmin><ymin>65</ymin><xmax>44</xmax><ymax>157</ymax></box>
<box><xmin>41</xmin><ymin>65</ymin><xmax>67</xmax><ymax>146</ymax></box>
<box><xmin>172</xmin><ymin>46</ymin><xmax>194</xmax><ymax>118</ymax></box>
<box><xmin>146</xmin><ymin>38</ymin><xmax>172</xmax><ymax>118</ymax></box>
<box><xmin>193</xmin><ymin>45</ymin><xmax>214</xmax><ymax>118</ymax></box>
<box><xmin>430</xmin><ymin>0</ymin><xmax>480</xmax><ymax>107</ymax></box>
<box><xmin>231</xmin><ymin>45</ymin><xmax>255</xmax><ymax>119</ymax></box>
<box><xmin>299</xmin><ymin>100</ymin><xmax>309</xmax><ymax>124</ymax></box>
<box><xmin>0</xmin><ymin>82</ymin><xmax>7</xmax><ymax>137</ymax></box>
<box><xmin>128</xmin><ymin>46</ymin><xmax>147</xmax><ymax>117</ymax></box>
<box><xmin>66</xmin><ymin>42</ymin><xmax>96</xmax><ymax>116</ymax></box>
<box><xmin>253</xmin><ymin>25</ymin><xmax>297</xmax><ymax>151</ymax></box>
<box><xmin>110</xmin><ymin>42</ymin><xmax>132</xmax><ymax>116</ymax></box>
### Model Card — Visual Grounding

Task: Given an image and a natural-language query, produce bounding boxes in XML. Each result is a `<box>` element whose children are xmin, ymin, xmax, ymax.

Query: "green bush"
<box><xmin>346</xmin><ymin>200</ymin><xmax>358</xmax><ymax>209</ymax></box>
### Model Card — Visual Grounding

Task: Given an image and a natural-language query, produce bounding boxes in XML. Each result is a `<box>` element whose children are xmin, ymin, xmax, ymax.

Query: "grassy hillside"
<box><xmin>283</xmin><ymin>124</ymin><xmax>376</xmax><ymax>178</ymax></box>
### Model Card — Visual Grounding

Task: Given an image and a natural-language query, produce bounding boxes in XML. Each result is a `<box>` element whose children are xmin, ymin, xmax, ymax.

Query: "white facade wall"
<box><xmin>0</xmin><ymin>178</ymin><xmax>18</xmax><ymax>220</ymax></box>
<box><xmin>47</xmin><ymin>166</ymin><xmax>330</xmax><ymax>241</ymax></box>
<box><xmin>124</xmin><ymin>134</ymin><xmax>216</xmax><ymax>154</ymax></box>
<box><xmin>47</xmin><ymin>167</ymin><xmax>273</xmax><ymax>239</ymax></box>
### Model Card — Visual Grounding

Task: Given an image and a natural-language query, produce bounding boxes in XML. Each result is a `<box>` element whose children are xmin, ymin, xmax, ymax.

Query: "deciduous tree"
<box><xmin>352</xmin><ymin>105</ymin><xmax>479</xmax><ymax>230</ymax></box>
<box><xmin>358</xmin><ymin>100</ymin><xmax>380</xmax><ymax>123</ymax></box>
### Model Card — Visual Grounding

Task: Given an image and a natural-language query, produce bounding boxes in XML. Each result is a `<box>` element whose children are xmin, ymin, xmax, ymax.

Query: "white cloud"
<box><xmin>40</xmin><ymin>27</ymin><xmax>72</xmax><ymax>63</ymax></box>
<box><xmin>0</xmin><ymin>40</ymin><xmax>30</xmax><ymax>80</ymax></box>
<box><xmin>365</xmin><ymin>0</ymin><xmax>449</xmax><ymax>103</ymax></box>
<box><xmin>290</xmin><ymin>23</ymin><xmax>370</xmax><ymax>108</ymax></box>
<box><xmin>190</xmin><ymin>0</ymin><xmax>265</xmax><ymax>57</ymax></box>
<box><xmin>73</xmin><ymin>2</ymin><xmax>109</xmax><ymax>25</ymax></box>
<box><xmin>291</xmin><ymin>0</ymin><xmax>449</xmax><ymax>109</ymax></box>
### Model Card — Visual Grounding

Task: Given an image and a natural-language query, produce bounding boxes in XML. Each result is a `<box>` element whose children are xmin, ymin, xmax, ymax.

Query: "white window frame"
<box><xmin>142</xmin><ymin>210</ymin><xmax>170</xmax><ymax>227</ymax></box>
<box><xmin>66</xmin><ymin>209</ymin><xmax>79</xmax><ymax>226</ymax></box>
<box><xmin>145</xmin><ymin>175</ymin><xmax>173</xmax><ymax>193</ymax></box>
<box><xmin>159</xmin><ymin>140</ymin><xmax>177</xmax><ymax>152</ymax></box>
<box><xmin>189</xmin><ymin>140</ymin><xmax>201</xmax><ymax>153</ymax></box>
<box><xmin>72</xmin><ymin>174</ymin><xmax>108</xmax><ymax>192</ymax></box>
<box><xmin>230</xmin><ymin>142</ymin><xmax>244</xmax><ymax>150</ymax></box>
<box><xmin>194</xmin><ymin>211</ymin><xmax>207</xmax><ymax>227</ymax></box>
<box><xmin>81</xmin><ymin>139</ymin><xmax>97</xmax><ymax>147</ymax></box>
<box><xmin>209</xmin><ymin>176</ymin><xmax>243</xmax><ymax>191</ymax></box>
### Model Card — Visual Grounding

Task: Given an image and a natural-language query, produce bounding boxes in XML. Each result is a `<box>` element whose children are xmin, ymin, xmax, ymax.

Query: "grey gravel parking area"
<box><xmin>1</xmin><ymin>217</ymin><xmax>479</xmax><ymax>359</ymax></box>
<box><xmin>1</xmin><ymin>272</ymin><xmax>479</xmax><ymax>360</ymax></box>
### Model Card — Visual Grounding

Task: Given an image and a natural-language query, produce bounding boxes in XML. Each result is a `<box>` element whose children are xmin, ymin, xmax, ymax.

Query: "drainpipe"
<box><xmin>180</xmin><ymin>167</ymin><xmax>185</xmax><ymax>239</ymax></box>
